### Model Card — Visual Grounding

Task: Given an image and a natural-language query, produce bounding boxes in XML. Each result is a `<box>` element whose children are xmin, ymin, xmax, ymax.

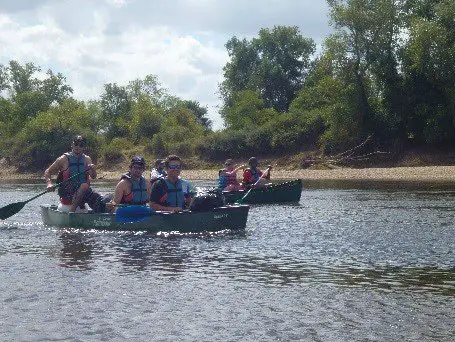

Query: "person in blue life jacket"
<box><xmin>106</xmin><ymin>156</ymin><xmax>152</xmax><ymax>213</ymax></box>
<box><xmin>150</xmin><ymin>158</ymin><xmax>167</xmax><ymax>184</ymax></box>
<box><xmin>44</xmin><ymin>135</ymin><xmax>97</xmax><ymax>213</ymax></box>
<box><xmin>149</xmin><ymin>155</ymin><xmax>192</xmax><ymax>212</ymax></box>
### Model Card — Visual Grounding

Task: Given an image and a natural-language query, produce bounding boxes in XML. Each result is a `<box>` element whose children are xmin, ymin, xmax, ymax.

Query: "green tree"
<box><xmin>326</xmin><ymin>0</ymin><xmax>406</xmax><ymax>138</ymax></box>
<box><xmin>100</xmin><ymin>83</ymin><xmax>132</xmax><ymax>140</ymax></box>
<box><xmin>180</xmin><ymin>100</ymin><xmax>212</xmax><ymax>130</ymax></box>
<box><xmin>8</xmin><ymin>99</ymin><xmax>100</xmax><ymax>170</ymax></box>
<box><xmin>220</xmin><ymin>25</ymin><xmax>315</xmax><ymax>119</ymax></box>
<box><xmin>222</xmin><ymin>90</ymin><xmax>276</xmax><ymax>130</ymax></box>
<box><xmin>151</xmin><ymin>107</ymin><xmax>205</xmax><ymax>156</ymax></box>
<box><xmin>0</xmin><ymin>60</ymin><xmax>73</xmax><ymax>133</ymax></box>
<box><xmin>130</xmin><ymin>94</ymin><xmax>164</xmax><ymax>143</ymax></box>
<box><xmin>403</xmin><ymin>0</ymin><xmax>455</xmax><ymax>143</ymax></box>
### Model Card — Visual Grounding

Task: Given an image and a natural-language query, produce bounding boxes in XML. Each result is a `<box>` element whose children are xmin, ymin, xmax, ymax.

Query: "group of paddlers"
<box><xmin>44</xmin><ymin>135</ymin><xmax>272</xmax><ymax>214</ymax></box>
<box><xmin>218</xmin><ymin>157</ymin><xmax>272</xmax><ymax>191</ymax></box>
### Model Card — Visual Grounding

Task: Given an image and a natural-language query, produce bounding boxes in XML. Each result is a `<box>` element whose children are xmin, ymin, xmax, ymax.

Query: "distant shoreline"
<box><xmin>2</xmin><ymin>165</ymin><xmax>455</xmax><ymax>183</ymax></box>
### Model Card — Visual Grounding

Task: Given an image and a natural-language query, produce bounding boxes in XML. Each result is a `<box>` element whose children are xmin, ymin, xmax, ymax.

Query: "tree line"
<box><xmin>1</xmin><ymin>0</ymin><xmax>454</xmax><ymax>171</ymax></box>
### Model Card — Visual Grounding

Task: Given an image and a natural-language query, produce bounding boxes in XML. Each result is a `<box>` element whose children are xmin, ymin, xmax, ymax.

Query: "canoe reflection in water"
<box><xmin>57</xmin><ymin>231</ymin><xmax>210</xmax><ymax>274</ymax></box>
<box><xmin>58</xmin><ymin>232</ymin><xmax>96</xmax><ymax>270</ymax></box>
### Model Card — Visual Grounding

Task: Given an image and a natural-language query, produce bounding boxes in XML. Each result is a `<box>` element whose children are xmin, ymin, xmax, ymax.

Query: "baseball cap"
<box><xmin>73</xmin><ymin>135</ymin><xmax>86</xmax><ymax>146</ymax></box>
<box><xmin>130</xmin><ymin>155</ymin><xmax>146</xmax><ymax>167</ymax></box>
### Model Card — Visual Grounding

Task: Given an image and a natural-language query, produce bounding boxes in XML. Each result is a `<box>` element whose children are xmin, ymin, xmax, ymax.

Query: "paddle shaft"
<box><xmin>236</xmin><ymin>166</ymin><xmax>271</xmax><ymax>204</ymax></box>
<box><xmin>0</xmin><ymin>168</ymin><xmax>90</xmax><ymax>220</ymax></box>
<box><xmin>27</xmin><ymin>168</ymin><xmax>91</xmax><ymax>204</ymax></box>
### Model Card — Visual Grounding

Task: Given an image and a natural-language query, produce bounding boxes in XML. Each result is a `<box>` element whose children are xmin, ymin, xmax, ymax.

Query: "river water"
<box><xmin>0</xmin><ymin>180</ymin><xmax>454</xmax><ymax>341</ymax></box>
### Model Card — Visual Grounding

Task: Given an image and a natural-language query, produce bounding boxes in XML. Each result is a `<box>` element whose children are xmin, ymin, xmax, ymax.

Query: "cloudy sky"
<box><xmin>0</xmin><ymin>0</ymin><xmax>331</xmax><ymax>129</ymax></box>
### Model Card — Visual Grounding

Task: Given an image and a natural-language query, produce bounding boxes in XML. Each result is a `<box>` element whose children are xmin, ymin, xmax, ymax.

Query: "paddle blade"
<box><xmin>0</xmin><ymin>201</ymin><xmax>26</xmax><ymax>220</ymax></box>
<box><xmin>116</xmin><ymin>205</ymin><xmax>154</xmax><ymax>223</ymax></box>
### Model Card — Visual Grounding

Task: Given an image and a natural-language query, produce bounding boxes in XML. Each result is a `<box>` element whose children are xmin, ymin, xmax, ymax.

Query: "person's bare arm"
<box><xmin>146</xmin><ymin>179</ymin><xmax>152</xmax><ymax>199</ymax></box>
<box><xmin>106</xmin><ymin>180</ymin><xmax>128</xmax><ymax>212</ymax></box>
<box><xmin>226</xmin><ymin>164</ymin><xmax>245</xmax><ymax>175</ymax></box>
<box><xmin>85</xmin><ymin>156</ymin><xmax>97</xmax><ymax>179</ymax></box>
<box><xmin>44</xmin><ymin>156</ymin><xmax>65</xmax><ymax>191</ymax></box>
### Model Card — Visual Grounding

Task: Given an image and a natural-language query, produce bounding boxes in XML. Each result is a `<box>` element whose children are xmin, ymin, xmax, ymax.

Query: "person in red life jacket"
<box><xmin>106</xmin><ymin>156</ymin><xmax>151</xmax><ymax>213</ymax></box>
<box><xmin>149</xmin><ymin>155</ymin><xmax>191</xmax><ymax>212</ymax></box>
<box><xmin>242</xmin><ymin>157</ymin><xmax>272</xmax><ymax>189</ymax></box>
<box><xmin>44</xmin><ymin>135</ymin><xmax>97</xmax><ymax>213</ymax></box>
<box><xmin>219</xmin><ymin>159</ymin><xmax>245</xmax><ymax>191</ymax></box>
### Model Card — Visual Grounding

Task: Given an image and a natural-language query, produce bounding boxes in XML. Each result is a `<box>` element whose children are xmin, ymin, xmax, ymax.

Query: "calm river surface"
<box><xmin>1</xmin><ymin>180</ymin><xmax>454</xmax><ymax>341</ymax></box>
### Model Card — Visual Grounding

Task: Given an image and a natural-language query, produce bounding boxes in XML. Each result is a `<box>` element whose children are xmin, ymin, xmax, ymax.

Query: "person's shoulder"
<box><xmin>116</xmin><ymin>178</ymin><xmax>130</xmax><ymax>187</ymax></box>
<box><xmin>54</xmin><ymin>154</ymin><xmax>69</xmax><ymax>165</ymax></box>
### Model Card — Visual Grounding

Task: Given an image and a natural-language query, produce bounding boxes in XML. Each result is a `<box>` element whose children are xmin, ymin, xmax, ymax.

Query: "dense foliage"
<box><xmin>0</xmin><ymin>0</ymin><xmax>454</xmax><ymax>171</ymax></box>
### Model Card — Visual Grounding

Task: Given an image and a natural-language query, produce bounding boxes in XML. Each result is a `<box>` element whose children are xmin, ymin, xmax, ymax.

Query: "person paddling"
<box><xmin>150</xmin><ymin>155</ymin><xmax>191</xmax><ymax>212</ymax></box>
<box><xmin>242</xmin><ymin>157</ymin><xmax>272</xmax><ymax>189</ymax></box>
<box><xmin>44</xmin><ymin>135</ymin><xmax>97</xmax><ymax>213</ymax></box>
<box><xmin>106</xmin><ymin>156</ymin><xmax>151</xmax><ymax>213</ymax></box>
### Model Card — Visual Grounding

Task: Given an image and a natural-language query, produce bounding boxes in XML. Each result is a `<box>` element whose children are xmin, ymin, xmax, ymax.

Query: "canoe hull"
<box><xmin>223</xmin><ymin>179</ymin><xmax>302</xmax><ymax>204</ymax></box>
<box><xmin>40</xmin><ymin>204</ymin><xmax>249</xmax><ymax>233</ymax></box>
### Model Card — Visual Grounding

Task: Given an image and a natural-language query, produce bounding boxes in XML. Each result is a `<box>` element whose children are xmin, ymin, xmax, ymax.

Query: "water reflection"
<box><xmin>210</xmin><ymin>255</ymin><xmax>455</xmax><ymax>295</ymax></box>
<box><xmin>112</xmin><ymin>234</ymin><xmax>190</xmax><ymax>274</ymax></box>
<box><xmin>58</xmin><ymin>232</ymin><xmax>95</xmax><ymax>270</ymax></box>
<box><xmin>112</xmin><ymin>231</ymin><xmax>246</xmax><ymax>274</ymax></box>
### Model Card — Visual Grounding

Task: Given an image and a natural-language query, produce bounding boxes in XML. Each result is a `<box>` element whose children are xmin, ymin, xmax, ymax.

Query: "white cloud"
<box><xmin>0</xmin><ymin>0</ymin><xmax>331</xmax><ymax>129</ymax></box>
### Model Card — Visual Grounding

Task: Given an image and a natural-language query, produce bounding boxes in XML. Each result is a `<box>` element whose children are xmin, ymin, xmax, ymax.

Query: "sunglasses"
<box><xmin>73</xmin><ymin>141</ymin><xmax>85</xmax><ymax>147</ymax></box>
<box><xmin>168</xmin><ymin>164</ymin><xmax>182</xmax><ymax>170</ymax></box>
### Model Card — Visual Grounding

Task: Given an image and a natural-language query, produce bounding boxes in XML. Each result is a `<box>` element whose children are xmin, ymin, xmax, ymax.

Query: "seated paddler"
<box><xmin>106</xmin><ymin>156</ymin><xmax>151</xmax><ymax>213</ymax></box>
<box><xmin>242</xmin><ymin>157</ymin><xmax>272</xmax><ymax>189</ymax></box>
<box><xmin>218</xmin><ymin>158</ymin><xmax>245</xmax><ymax>192</ymax></box>
<box><xmin>44</xmin><ymin>135</ymin><xmax>97</xmax><ymax>213</ymax></box>
<box><xmin>149</xmin><ymin>155</ymin><xmax>191</xmax><ymax>212</ymax></box>
<box><xmin>150</xmin><ymin>158</ymin><xmax>167</xmax><ymax>184</ymax></box>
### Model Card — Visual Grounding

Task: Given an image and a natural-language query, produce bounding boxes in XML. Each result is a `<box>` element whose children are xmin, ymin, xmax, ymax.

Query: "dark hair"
<box><xmin>72</xmin><ymin>135</ymin><xmax>86</xmax><ymax>146</ymax></box>
<box><xmin>155</xmin><ymin>159</ymin><xmax>165</xmax><ymax>166</ymax></box>
<box><xmin>248</xmin><ymin>157</ymin><xmax>258</xmax><ymax>166</ymax></box>
<box><xmin>165</xmin><ymin>154</ymin><xmax>182</xmax><ymax>167</ymax></box>
<box><xmin>130</xmin><ymin>155</ymin><xmax>146</xmax><ymax>167</ymax></box>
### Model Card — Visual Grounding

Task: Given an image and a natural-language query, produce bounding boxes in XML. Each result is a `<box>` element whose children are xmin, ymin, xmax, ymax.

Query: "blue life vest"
<box><xmin>164</xmin><ymin>178</ymin><xmax>185</xmax><ymax>208</ymax></box>
<box><xmin>64</xmin><ymin>152</ymin><xmax>88</xmax><ymax>186</ymax></box>
<box><xmin>218</xmin><ymin>170</ymin><xmax>228</xmax><ymax>189</ymax></box>
<box><xmin>57</xmin><ymin>153</ymin><xmax>89</xmax><ymax>200</ymax></box>
<box><xmin>120</xmin><ymin>173</ymin><xmax>148</xmax><ymax>205</ymax></box>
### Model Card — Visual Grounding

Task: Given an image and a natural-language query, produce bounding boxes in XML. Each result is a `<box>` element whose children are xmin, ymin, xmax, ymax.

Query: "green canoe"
<box><xmin>40</xmin><ymin>204</ymin><xmax>249</xmax><ymax>233</ymax></box>
<box><xmin>223</xmin><ymin>179</ymin><xmax>303</xmax><ymax>204</ymax></box>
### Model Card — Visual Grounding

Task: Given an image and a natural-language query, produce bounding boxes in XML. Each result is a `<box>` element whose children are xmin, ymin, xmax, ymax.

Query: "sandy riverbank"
<box><xmin>2</xmin><ymin>165</ymin><xmax>455</xmax><ymax>183</ymax></box>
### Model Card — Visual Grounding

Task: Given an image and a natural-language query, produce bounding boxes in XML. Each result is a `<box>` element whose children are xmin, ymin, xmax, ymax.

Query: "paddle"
<box><xmin>115</xmin><ymin>205</ymin><xmax>155</xmax><ymax>223</ymax></box>
<box><xmin>0</xmin><ymin>169</ymin><xmax>89</xmax><ymax>220</ymax></box>
<box><xmin>235</xmin><ymin>166</ymin><xmax>272</xmax><ymax>204</ymax></box>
